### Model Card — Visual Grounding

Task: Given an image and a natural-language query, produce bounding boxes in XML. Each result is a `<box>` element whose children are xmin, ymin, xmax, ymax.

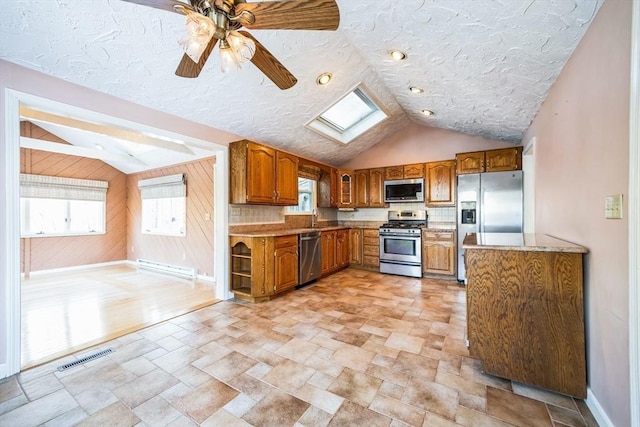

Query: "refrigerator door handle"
<box><xmin>479</xmin><ymin>188</ymin><xmax>485</xmax><ymax>233</ymax></box>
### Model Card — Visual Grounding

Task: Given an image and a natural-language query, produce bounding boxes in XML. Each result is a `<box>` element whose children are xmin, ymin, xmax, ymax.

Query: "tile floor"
<box><xmin>0</xmin><ymin>269</ymin><xmax>598</xmax><ymax>426</ymax></box>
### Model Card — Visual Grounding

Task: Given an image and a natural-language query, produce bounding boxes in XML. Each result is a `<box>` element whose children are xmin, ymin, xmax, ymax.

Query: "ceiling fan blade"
<box><xmin>239</xmin><ymin>31</ymin><xmax>297</xmax><ymax>90</ymax></box>
<box><xmin>175</xmin><ymin>37</ymin><xmax>219</xmax><ymax>78</ymax></box>
<box><xmin>235</xmin><ymin>0</ymin><xmax>339</xmax><ymax>30</ymax></box>
<box><xmin>119</xmin><ymin>0</ymin><xmax>191</xmax><ymax>14</ymax></box>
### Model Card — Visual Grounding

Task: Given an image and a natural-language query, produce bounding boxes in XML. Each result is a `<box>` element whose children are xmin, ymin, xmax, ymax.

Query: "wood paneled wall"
<box><xmin>20</xmin><ymin>123</ymin><xmax>128</xmax><ymax>273</ymax></box>
<box><xmin>126</xmin><ymin>158</ymin><xmax>216</xmax><ymax>278</ymax></box>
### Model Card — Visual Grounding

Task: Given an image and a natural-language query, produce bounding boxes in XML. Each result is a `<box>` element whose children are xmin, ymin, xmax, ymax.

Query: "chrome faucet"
<box><xmin>311</xmin><ymin>208</ymin><xmax>318</xmax><ymax>228</ymax></box>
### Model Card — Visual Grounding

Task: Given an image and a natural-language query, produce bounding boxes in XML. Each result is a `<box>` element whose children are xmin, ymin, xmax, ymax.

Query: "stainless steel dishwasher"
<box><xmin>298</xmin><ymin>231</ymin><xmax>322</xmax><ymax>285</ymax></box>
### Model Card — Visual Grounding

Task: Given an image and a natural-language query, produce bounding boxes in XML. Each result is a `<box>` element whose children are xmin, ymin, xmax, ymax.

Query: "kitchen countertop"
<box><xmin>462</xmin><ymin>233</ymin><xmax>588</xmax><ymax>253</ymax></box>
<box><xmin>229</xmin><ymin>225</ymin><xmax>350</xmax><ymax>237</ymax></box>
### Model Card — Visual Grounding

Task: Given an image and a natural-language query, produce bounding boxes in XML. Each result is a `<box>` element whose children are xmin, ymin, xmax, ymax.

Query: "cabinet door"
<box><xmin>321</xmin><ymin>231</ymin><xmax>337</xmax><ymax>274</ymax></box>
<box><xmin>246</xmin><ymin>142</ymin><xmax>276</xmax><ymax>203</ymax></box>
<box><xmin>336</xmin><ymin>229</ymin><xmax>350</xmax><ymax>267</ymax></box>
<box><xmin>349</xmin><ymin>229</ymin><xmax>363</xmax><ymax>265</ymax></box>
<box><xmin>425</xmin><ymin>160</ymin><xmax>456</xmax><ymax>206</ymax></box>
<box><xmin>404</xmin><ymin>163</ymin><xmax>424</xmax><ymax>179</ymax></box>
<box><xmin>368</xmin><ymin>168</ymin><xmax>386</xmax><ymax>207</ymax></box>
<box><xmin>337</xmin><ymin>170</ymin><xmax>353</xmax><ymax>208</ymax></box>
<box><xmin>456</xmin><ymin>151</ymin><xmax>485</xmax><ymax>174</ymax></box>
<box><xmin>385</xmin><ymin>165</ymin><xmax>404</xmax><ymax>180</ymax></box>
<box><xmin>485</xmin><ymin>147</ymin><xmax>522</xmax><ymax>172</ymax></box>
<box><xmin>423</xmin><ymin>242</ymin><xmax>455</xmax><ymax>275</ymax></box>
<box><xmin>274</xmin><ymin>240</ymin><xmax>298</xmax><ymax>293</ymax></box>
<box><xmin>354</xmin><ymin>170</ymin><xmax>369</xmax><ymax>207</ymax></box>
<box><xmin>330</xmin><ymin>168</ymin><xmax>339</xmax><ymax>207</ymax></box>
<box><xmin>275</xmin><ymin>151</ymin><xmax>299</xmax><ymax>205</ymax></box>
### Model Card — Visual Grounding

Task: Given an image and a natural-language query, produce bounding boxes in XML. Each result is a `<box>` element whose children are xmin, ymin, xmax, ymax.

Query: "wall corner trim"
<box><xmin>586</xmin><ymin>387</ymin><xmax>615</xmax><ymax>427</ymax></box>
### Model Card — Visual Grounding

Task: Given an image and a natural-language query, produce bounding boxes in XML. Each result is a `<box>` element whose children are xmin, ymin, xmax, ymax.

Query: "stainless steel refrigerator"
<box><xmin>456</xmin><ymin>170</ymin><xmax>523</xmax><ymax>282</ymax></box>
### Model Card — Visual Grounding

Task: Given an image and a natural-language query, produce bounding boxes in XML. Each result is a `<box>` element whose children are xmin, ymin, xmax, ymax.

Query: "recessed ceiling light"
<box><xmin>316</xmin><ymin>72</ymin><xmax>333</xmax><ymax>86</ymax></box>
<box><xmin>389</xmin><ymin>50</ymin><xmax>407</xmax><ymax>61</ymax></box>
<box><xmin>95</xmin><ymin>144</ymin><xmax>104</xmax><ymax>150</ymax></box>
<box><xmin>409</xmin><ymin>87</ymin><xmax>424</xmax><ymax>94</ymax></box>
<box><xmin>421</xmin><ymin>109</ymin><xmax>435</xmax><ymax>116</ymax></box>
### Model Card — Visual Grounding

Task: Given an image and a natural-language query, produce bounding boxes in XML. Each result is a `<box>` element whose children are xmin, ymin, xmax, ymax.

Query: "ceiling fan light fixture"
<box><xmin>389</xmin><ymin>50</ymin><xmax>407</xmax><ymax>61</ymax></box>
<box><xmin>409</xmin><ymin>86</ymin><xmax>424</xmax><ymax>94</ymax></box>
<box><xmin>178</xmin><ymin>11</ymin><xmax>215</xmax><ymax>63</ymax></box>
<box><xmin>421</xmin><ymin>109</ymin><xmax>435</xmax><ymax>116</ymax></box>
<box><xmin>219</xmin><ymin>31</ymin><xmax>255</xmax><ymax>73</ymax></box>
<box><xmin>316</xmin><ymin>72</ymin><xmax>332</xmax><ymax>86</ymax></box>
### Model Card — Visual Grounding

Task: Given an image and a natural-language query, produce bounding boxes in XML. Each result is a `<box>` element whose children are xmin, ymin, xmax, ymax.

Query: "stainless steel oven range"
<box><xmin>379</xmin><ymin>210</ymin><xmax>427</xmax><ymax>278</ymax></box>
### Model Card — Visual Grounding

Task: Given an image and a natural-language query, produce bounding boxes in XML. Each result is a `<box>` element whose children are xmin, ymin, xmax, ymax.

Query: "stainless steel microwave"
<box><xmin>384</xmin><ymin>178</ymin><xmax>424</xmax><ymax>203</ymax></box>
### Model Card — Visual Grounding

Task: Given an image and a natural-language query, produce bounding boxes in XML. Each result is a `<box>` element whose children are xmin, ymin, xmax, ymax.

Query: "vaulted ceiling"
<box><xmin>1</xmin><ymin>0</ymin><xmax>602</xmax><ymax>171</ymax></box>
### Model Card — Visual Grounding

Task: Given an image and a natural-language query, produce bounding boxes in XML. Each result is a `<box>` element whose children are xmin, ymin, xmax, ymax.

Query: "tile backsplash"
<box><xmin>229</xmin><ymin>205</ymin><xmax>338</xmax><ymax>226</ymax></box>
<box><xmin>337</xmin><ymin>203</ymin><xmax>456</xmax><ymax>224</ymax></box>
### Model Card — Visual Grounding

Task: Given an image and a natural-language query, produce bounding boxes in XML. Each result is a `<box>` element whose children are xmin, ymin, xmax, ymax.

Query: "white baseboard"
<box><xmin>24</xmin><ymin>260</ymin><xmax>129</xmax><ymax>277</ymax></box>
<box><xmin>586</xmin><ymin>387</ymin><xmax>615</xmax><ymax>427</ymax></box>
<box><xmin>197</xmin><ymin>274</ymin><xmax>215</xmax><ymax>283</ymax></box>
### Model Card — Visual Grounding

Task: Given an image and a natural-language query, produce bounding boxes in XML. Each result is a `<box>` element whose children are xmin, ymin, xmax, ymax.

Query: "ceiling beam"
<box><xmin>20</xmin><ymin>136</ymin><xmax>148</xmax><ymax>166</ymax></box>
<box><xmin>20</xmin><ymin>106</ymin><xmax>196</xmax><ymax>155</ymax></box>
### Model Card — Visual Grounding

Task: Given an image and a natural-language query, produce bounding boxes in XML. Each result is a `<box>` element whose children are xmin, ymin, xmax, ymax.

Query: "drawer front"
<box><xmin>423</xmin><ymin>231</ymin><xmax>454</xmax><ymax>242</ymax></box>
<box><xmin>275</xmin><ymin>235</ymin><xmax>298</xmax><ymax>248</ymax></box>
<box><xmin>363</xmin><ymin>255</ymin><xmax>379</xmax><ymax>266</ymax></box>
<box><xmin>363</xmin><ymin>245</ymin><xmax>379</xmax><ymax>256</ymax></box>
<box><xmin>363</xmin><ymin>229</ymin><xmax>379</xmax><ymax>238</ymax></box>
<box><xmin>363</xmin><ymin>237</ymin><xmax>379</xmax><ymax>246</ymax></box>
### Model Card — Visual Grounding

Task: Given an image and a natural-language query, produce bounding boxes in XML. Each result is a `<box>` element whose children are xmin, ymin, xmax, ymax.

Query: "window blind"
<box><xmin>138</xmin><ymin>173</ymin><xmax>186</xmax><ymax>199</ymax></box>
<box><xmin>20</xmin><ymin>174</ymin><xmax>108</xmax><ymax>202</ymax></box>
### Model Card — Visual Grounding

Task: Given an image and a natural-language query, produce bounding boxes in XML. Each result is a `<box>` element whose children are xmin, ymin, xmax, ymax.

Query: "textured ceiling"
<box><xmin>1</xmin><ymin>0</ymin><xmax>602</xmax><ymax>168</ymax></box>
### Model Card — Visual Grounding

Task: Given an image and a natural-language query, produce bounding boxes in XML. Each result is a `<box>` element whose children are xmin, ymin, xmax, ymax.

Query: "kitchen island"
<box><xmin>462</xmin><ymin>233</ymin><xmax>588</xmax><ymax>397</ymax></box>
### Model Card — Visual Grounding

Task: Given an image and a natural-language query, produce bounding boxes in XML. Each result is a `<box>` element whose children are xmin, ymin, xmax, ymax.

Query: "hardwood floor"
<box><xmin>21</xmin><ymin>264</ymin><xmax>218</xmax><ymax>369</ymax></box>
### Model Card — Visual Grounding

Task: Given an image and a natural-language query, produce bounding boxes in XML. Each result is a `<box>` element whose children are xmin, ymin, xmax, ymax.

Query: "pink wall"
<box><xmin>522</xmin><ymin>0</ymin><xmax>631</xmax><ymax>424</ymax></box>
<box><xmin>340</xmin><ymin>123</ymin><xmax>516</xmax><ymax>169</ymax></box>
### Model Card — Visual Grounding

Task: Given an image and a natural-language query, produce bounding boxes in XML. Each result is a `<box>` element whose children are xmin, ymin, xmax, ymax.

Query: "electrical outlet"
<box><xmin>182</xmin><ymin>252</ymin><xmax>186</xmax><ymax>261</ymax></box>
<box><xmin>204</xmin><ymin>212</ymin><xmax>211</xmax><ymax>221</ymax></box>
<box><xmin>605</xmin><ymin>194</ymin><xmax>623</xmax><ymax>219</ymax></box>
<box><xmin>131</xmin><ymin>246</ymin><xmax>134</xmax><ymax>253</ymax></box>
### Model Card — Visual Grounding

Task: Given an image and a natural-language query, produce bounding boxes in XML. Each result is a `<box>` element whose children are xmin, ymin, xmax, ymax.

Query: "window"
<box><xmin>20</xmin><ymin>174</ymin><xmax>107</xmax><ymax>237</ymax></box>
<box><xmin>138</xmin><ymin>174</ymin><xmax>186</xmax><ymax>236</ymax></box>
<box><xmin>287</xmin><ymin>177</ymin><xmax>316</xmax><ymax>214</ymax></box>
<box><xmin>305</xmin><ymin>83</ymin><xmax>389</xmax><ymax>144</ymax></box>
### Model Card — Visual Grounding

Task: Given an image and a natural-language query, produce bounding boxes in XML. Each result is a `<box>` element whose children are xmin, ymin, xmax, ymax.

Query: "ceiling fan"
<box><xmin>121</xmin><ymin>0</ymin><xmax>340</xmax><ymax>89</ymax></box>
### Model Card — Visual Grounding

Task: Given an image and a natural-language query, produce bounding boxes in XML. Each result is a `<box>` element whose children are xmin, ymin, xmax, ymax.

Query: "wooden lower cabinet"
<box><xmin>336</xmin><ymin>229</ymin><xmax>349</xmax><ymax>268</ymax></box>
<box><xmin>274</xmin><ymin>235</ymin><xmax>298</xmax><ymax>294</ymax></box>
<box><xmin>362</xmin><ymin>229</ymin><xmax>380</xmax><ymax>269</ymax></box>
<box><xmin>230</xmin><ymin>235</ymin><xmax>297</xmax><ymax>302</ymax></box>
<box><xmin>321</xmin><ymin>229</ymin><xmax>350</xmax><ymax>275</ymax></box>
<box><xmin>349</xmin><ymin>229</ymin><xmax>363</xmax><ymax>266</ymax></box>
<box><xmin>321</xmin><ymin>231</ymin><xmax>337</xmax><ymax>274</ymax></box>
<box><xmin>422</xmin><ymin>230</ymin><xmax>456</xmax><ymax>276</ymax></box>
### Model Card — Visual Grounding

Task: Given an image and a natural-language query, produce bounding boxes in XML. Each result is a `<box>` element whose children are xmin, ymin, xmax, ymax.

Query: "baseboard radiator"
<box><xmin>137</xmin><ymin>259</ymin><xmax>198</xmax><ymax>279</ymax></box>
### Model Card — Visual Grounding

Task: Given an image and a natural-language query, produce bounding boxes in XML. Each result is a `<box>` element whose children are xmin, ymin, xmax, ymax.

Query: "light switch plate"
<box><xmin>605</xmin><ymin>194</ymin><xmax>623</xmax><ymax>219</ymax></box>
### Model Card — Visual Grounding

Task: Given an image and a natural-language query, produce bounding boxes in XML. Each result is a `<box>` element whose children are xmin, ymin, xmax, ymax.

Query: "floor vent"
<box><xmin>57</xmin><ymin>348</ymin><xmax>113</xmax><ymax>372</ymax></box>
<box><xmin>137</xmin><ymin>259</ymin><xmax>198</xmax><ymax>279</ymax></box>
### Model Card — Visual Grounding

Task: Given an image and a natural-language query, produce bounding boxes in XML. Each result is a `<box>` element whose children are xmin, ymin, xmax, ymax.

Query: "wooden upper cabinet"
<box><xmin>485</xmin><ymin>147</ymin><xmax>522</xmax><ymax>172</ymax></box>
<box><xmin>355</xmin><ymin>168</ymin><xmax>386</xmax><ymax>208</ymax></box>
<box><xmin>385</xmin><ymin>165</ymin><xmax>404</xmax><ymax>180</ymax></box>
<box><xmin>229</xmin><ymin>140</ymin><xmax>298</xmax><ymax>205</ymax></box>
<box><xmin>368</xmin><ymin>168</ymin><xmax>386</xmax><ymax>207</ymax></box>
<box><xmin>337</xmin><ymin>170</ymin><xmax>354</xmax><ymax>208</ymax></box>
<box><xmin>403</xmin><ymin>163</ymin><xmax>424</xmax><ymax>179</ymax></box>
<box><xmin>245</xmin><ymin>142</ymin><xmax>277</xmax><ymax>203</ymax></box>
<box><xmin>275</xmin><ymin>151</ymin><xmax>299</xmax><ymax>205</ymax></box>
<box><xmin>330</xmin><ymin>168</ymin><xmax>339</xmax><ymax>207</ymax></box>
<box><xmin>354</xmin><ymin>169</ymin><xmax>369</xmax><ymax>207</ymax></box>
<box><xmin>456</xmin><ymin>147</ymin><xmax>523</xmax><ymax>174</ymax></box>
<box><xmin>456</xmin><ymin>151</ymin><xmax>485</xmax><ymax>174</ymax></box>
<box><xmin>318</xmin><ymin>167</ymin><xmax>339</xmax><ymax>208</ymax></box>
<box><xmin>385</xmin><ymin>163</ymin><xmax>424</xmax><ymax>180</ymax></box>
<box><xmin>425</xmin><ymin>160</ymin><xmax>456</xmax><ymax>206</ymax></box>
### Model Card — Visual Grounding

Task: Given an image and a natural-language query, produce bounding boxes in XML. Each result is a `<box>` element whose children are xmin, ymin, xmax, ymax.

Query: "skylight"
<box><xmin>306</xmin><ymin>84</ymin><xmax>389</xmax><ymax>144</ymax></box>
